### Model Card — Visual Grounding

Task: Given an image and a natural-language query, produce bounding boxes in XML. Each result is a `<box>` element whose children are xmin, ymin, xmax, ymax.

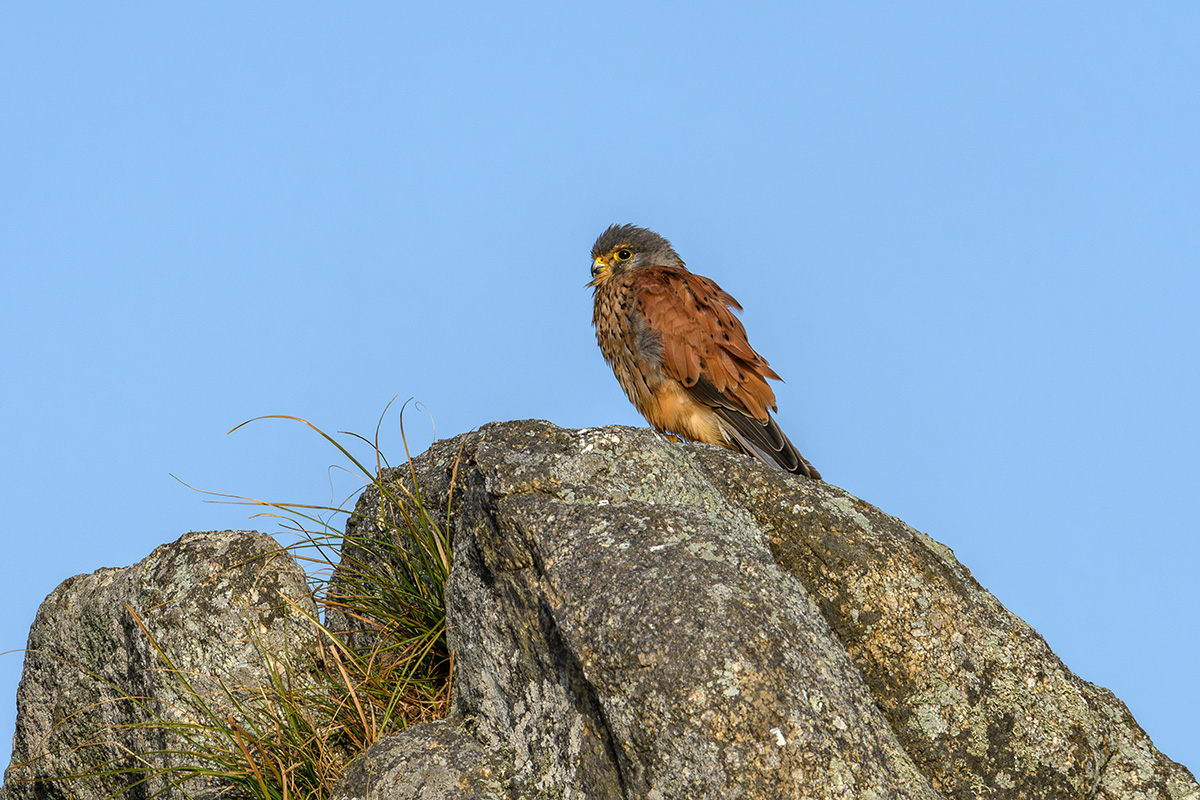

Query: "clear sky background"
<box><xmin>3</xmin><ymin>2</ymin><xmax>1197</xmax><ymax>776</ymax></box>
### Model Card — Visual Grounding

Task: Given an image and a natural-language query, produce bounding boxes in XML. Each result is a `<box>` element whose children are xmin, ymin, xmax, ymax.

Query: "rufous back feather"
<box><xmin>632</xmin><ymin>266</ymin><xmax>779</xmax><ymax>421</ymax></box>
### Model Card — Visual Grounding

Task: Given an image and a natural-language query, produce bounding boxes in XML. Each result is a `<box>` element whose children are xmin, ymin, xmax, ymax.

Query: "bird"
<box><xmin>589</xmin><ymin>223</ymin><xmax>821</xmax><ymax>479</ymax></box>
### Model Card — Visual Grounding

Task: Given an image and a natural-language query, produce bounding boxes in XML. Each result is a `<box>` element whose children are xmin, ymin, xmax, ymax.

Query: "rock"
<box><xmin>337</xmin><ymin>420</ymin><xmax>1198</xmax><ymax>800</ymax></box>
<box><xmin>331</xmin><ymin>720</ymin><xmax>513</xmax><ymax>800</ymax></box>
<box><xmin>2</xmin><ymin>530</ymin><xmax>320</xmax><ymax>800</ymax></box>
<box><xmin>6</xmin><ymin>422</ymin><xmax>1195</xmax><ymax>800</ymax></box>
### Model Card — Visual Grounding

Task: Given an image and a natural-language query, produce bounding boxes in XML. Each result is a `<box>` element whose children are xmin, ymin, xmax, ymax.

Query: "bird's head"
<box><xmin>588</xmin><ymin>224</ymin><xmax>684</xmax><ymax>286</ymax></box>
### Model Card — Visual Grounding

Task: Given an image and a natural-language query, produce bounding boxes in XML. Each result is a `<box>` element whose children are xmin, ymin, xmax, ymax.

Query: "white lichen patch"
<box><xmin>915</xmin><ymin>703</ymin><xmax>949</xmax><ymax>737</ymax></box>
<box><xmin>687</xmin><ymin>539</ymin><xmax>725</xmax><ymax>562</ymax></box>
<box><xmin>826</xmin><ymin>495</ymin><xmax>876</xmax><ymax>535</ymax></box>
<box><xmin>707</xmin><ymin>583</ymin><xmax>733</xmax><ymax>611</ymax></box>
<box><xmin>993</xmin><ymin>770</ymin><xmax>1016</xmax><ymax>789</ymax></box>
<box><xmin>826</xmin><ymin>756</ymin><xmax>857</xmax><ymax>793</ymax></box>
<box><xmin>714</xmin><ymin>656</ymin><xmax>746</xmax><ymax>698</ymax></box>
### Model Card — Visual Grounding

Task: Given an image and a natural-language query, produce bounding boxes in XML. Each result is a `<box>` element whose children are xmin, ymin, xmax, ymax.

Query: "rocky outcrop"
<box><xmin>331</xmin><ymin>420</ymin><xmax>1198</xmax><ymax>800</ymax></box>
<box><xmin>4</xmin><ymin>422</ymin><xmax>1196</xmax><ymax>800</ymax></box>
<box><xmin>2</xmin><ymin>530</ymin><xmax>320</xmax><ymax>800</ymax></box>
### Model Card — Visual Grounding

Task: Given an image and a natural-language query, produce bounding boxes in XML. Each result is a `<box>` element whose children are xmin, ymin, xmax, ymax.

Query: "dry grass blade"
<box><xmin>24</xmin><ymin>403</ymin><xmax>455</xmax><ymax>800</ymax></box>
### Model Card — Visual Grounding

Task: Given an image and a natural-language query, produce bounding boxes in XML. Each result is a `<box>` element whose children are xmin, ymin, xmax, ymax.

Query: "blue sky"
<box><xmin>3</xmin><ymin>2</ymin><xmax>1197</xmax><ymax>775</ymax></box>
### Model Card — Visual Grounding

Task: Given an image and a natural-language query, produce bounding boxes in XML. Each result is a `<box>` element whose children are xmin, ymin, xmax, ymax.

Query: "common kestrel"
<box><xmin>589</xmin><ymin>224</ymin><xmax>821</xmax><ymax>479</ymax></box>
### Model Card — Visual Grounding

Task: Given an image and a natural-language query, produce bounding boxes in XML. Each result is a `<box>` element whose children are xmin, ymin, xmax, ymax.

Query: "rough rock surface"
<box><xmin>332</xmin><ymin>720</ymin><xmax>513</xmax><ymax>800</ymax></box>
<box><xmin>2</xmin><ymin>530</ymin><xmax>319</xmax><ymax>800</ymax></box>
<box><xmin>335</xmin><ymin>420</ymin><xmax>1197</xmax><ymax>800</ymax></box>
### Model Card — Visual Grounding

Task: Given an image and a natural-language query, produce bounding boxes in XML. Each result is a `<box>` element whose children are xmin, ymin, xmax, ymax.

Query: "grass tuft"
<box><xmin>12</xmin><ymin>401</ymin><xmax>456</xmax><ymax>800</ymax></box>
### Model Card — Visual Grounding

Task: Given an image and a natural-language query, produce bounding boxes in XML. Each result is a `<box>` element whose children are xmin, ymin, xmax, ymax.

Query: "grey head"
<box><xmin>590</xmin><ymin>224</ymin><xmax>685</xmax><ymax>280</ymax></box>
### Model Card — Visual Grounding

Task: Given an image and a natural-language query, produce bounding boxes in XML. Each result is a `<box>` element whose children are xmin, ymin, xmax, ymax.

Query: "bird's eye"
<box><xmin>614</xmin><ymin>248</ymin><xmax>633</xmax><ymax>261</ymax></box>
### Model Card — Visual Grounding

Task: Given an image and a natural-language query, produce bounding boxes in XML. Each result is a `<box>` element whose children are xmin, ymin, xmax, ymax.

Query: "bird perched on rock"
<box><xmin>589</xmin><ymin>224</ymin><xmax>821</xmax><ymax>479</ymax></box>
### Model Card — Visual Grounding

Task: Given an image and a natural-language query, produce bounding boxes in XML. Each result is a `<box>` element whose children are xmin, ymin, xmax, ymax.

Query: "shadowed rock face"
<box><xmin>2</xmin><ymin>531</ymin><xmax>320</xmax><ymax>800</ymax></box>
<box><xmin>332</xmin><ymin>420</ymin><xmax>1197</xmax><ymax>800</ymax></box>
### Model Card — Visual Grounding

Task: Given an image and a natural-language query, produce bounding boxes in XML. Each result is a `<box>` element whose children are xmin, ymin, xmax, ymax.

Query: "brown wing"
<box><xmin>633</xmin><ymin>266</ymin><xmax>821</xmax><ymax>479</ymax></box>
<box><xmin>632</xmin><ymin>265</ymin><xmax>779</xmax><ymax>421</ymax></box>
<box><xmin>687</xmin><ymin>377</ymin><xmax>821</xmax><ymax>478</ymax></box>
